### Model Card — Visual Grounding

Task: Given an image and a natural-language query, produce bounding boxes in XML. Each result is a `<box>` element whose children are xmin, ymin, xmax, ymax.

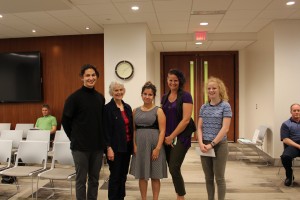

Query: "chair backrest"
<box><xmin>15</xmin><ymin>123</ymin><xmax>34</xmax><ymax>138</ymax></box>
<box><xmin>251</xmin><ymin>129</ymin><xmax>260</xmax><ymax>143</ymax></box>
<box><xmin>0</xmin><ymin>130</ymin><xmax>23</xmax><ymax>148</ymax></box>
<box><xmin>51</xmin><ymin>142</ymin><xmax>73</xmax><ymax>168</ymax></box>
<box><xmin>0</xmin><ymin>123</ymin><xmax>11</xmax><ymax>131</ymax></box>
<box><xmin>0</xmin><ymin>140</ymin><xmax>13</xmax><ymax>167</ymax></box>
<box><xmin>15</xmin><ymin>141</ymin><xmax>48</xmax><ymax>166</ymax></box>
<box><xmin>253</xmin><ymin>125</ymin><xmax>268</xmax><ymax>144</ymax></box>
<box><xmin>26</xmin><ymin>130</ymin><xmax>50</xmax><ymax>150</ymax></box>
<box><xmin>53</xmin><ymin>130</ymin><xmax>69</xmax><ymax>143</ymax></box>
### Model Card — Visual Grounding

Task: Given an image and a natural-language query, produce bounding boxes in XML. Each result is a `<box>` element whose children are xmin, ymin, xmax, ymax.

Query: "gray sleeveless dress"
<box><xmin>129</xmin><ymin>106</ymin><xmax>168</xmax><ymax>180</ymax></box>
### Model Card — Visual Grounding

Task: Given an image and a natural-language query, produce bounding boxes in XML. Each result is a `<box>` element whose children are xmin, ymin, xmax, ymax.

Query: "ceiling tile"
<box><xmin>229</xmin><ymin>0</ymin><xmax>272</xmax><ymax>10</ymax></box>
<box><xmin>0</xmin><ymin>0</ymin><xmax>299</xmax><ymax>51</ymax></box>
<box><xmin>154</xmin><ymin>0</ymin><xmax>193</xmax><ymax>12</ymax></box>
<box><xmin>192</xmin><ymin>0</ymin><xmax>232</xmax><ymax>11</ymax></box>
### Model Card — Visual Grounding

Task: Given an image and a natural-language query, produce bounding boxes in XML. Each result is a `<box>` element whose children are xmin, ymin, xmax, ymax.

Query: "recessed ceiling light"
<box><xmin>0</xmin><ymin>14</ymin><xmax>3</xmax><ymax>18</ymax></box>
<box><xmin>195</xmin><ymin>42</ymin><xmax>202</xmax><ymax>45</ymax></box>
<box><xmin>200</xmin><ymin>22</ymin><xmax>208</xmax><ymax>26</ymax></box>
<box><xmin>131</xmin><ymin>6</ymin><xmax>139</xmax><ymax>11</ymax></box>
<box><xmin>286</xmin><ymin>1</ymin><xmax>295</xmax><ymax>5</ymax></box>
<box><xmin>85</xmin><ymin>27</ymin><xmax>90</xmax><ymax>30</ymax></box>
<box><xmin>32</xmin><ymin>29</ymin><xmax>36</xmax><ymax>33</ymax></box>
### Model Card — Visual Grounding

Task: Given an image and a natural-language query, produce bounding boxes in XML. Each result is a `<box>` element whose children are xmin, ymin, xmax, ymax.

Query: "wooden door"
<box><xmin>161</xmin><ymin>52</ymin><xmax>238</xmax><ymax>142</ymax></box>
<box><xmin>195</xmin><ymin>54</ymin><xmax>236</xmax><ymax>141</ymax></box>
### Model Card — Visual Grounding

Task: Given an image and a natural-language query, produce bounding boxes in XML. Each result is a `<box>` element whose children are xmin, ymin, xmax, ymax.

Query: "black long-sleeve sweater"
<box><xmin>62</xmin><ymin>86</ymin><xmax>105</xmax><ymax>151</ymax></box>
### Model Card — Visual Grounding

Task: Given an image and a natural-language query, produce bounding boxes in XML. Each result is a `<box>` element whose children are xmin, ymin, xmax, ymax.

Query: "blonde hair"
<box><xmin>108</xmin><ymin>81</ymin><xmax>125</xmax><ymax>96</ymax></box>
<box><xmin>205</xmin><ymin>76</ymin><xmax>229</xmax><ymax>101</ymax></box>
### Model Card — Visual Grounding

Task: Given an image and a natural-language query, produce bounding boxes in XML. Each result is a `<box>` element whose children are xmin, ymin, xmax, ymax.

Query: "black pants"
<box><xmin>107</xmin><ymin>149</ymin><xmax>132</xmax><ymax>200</ymax></box>
<box><xmin>281</xmin><ymin>145</ymin><xmax>300</xmax><ymax>178</ymax></box>
<box><xmin>72</xmin><ymin>150</ymin><xmax>103</xmax><ymax>200</ymax></box>
<box><xmin>164</xmin><ymin>140</ymin><xmax>188</xmax><ymax>196</ymax></box>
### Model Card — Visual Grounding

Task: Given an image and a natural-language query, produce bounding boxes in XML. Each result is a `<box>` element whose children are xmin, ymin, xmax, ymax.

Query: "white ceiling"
<box><xmin>0</xmin><ymin>0</ymin><xmax>299</xmax><ymax>51</ymax></box>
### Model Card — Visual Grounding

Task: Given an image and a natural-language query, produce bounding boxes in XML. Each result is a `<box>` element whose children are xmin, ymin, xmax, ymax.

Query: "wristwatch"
<box><xmin>211</xmin><ymin>141</ymin><xmax>216</xmax><ymax>148</ymax></box>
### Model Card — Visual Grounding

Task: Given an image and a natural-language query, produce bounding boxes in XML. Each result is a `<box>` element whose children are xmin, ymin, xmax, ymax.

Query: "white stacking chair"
<box><xmin>26</xmin><ymin>130</ymin><xmax>51</xmax><ymax>150</ymax></box>
<box><xmin>0</xmin><ymin>141</ymin><xmax>48</xmax><ymax>199</ymax></box>
<box><xmin>0</xmin><ymin>140</ymin><xmax>13</xmax><ymax>171</ymax></box>
<box><xmin>15</xmin><ymin>123</ymin><xmax>34</xmax><ymax>138</ymax></box>
<box><xmin>60</xmin><ymin>124</ymin><xmax>64</xmax><ymax>131</ymax></box>
<box><xmin>53</xmin><ymin>130</ymin><xmax>69</xmax><ymax>143</ymax></box>
<box><xmin>48</xmin><ymin>130</ymin><xmax>70</xmax><ymax>157</ymax></box>
<box><xmin>0</xmin><ymin>130</ymin><xmax>23</xmax><ymax>151</ymax></box>
<box><xmin>37</xmin><ymin>142</ymin><xmax>75</xmax><ymax>199</ymax></box>
<box><xmin>237</xmin><ymin>125</ymin><xmax>269</xmax><ymax>164</ymax></box>
<box><xmin>0</xmin><ymin>123</ymin><xmax>11</xmax><ymax>131</ymax></box>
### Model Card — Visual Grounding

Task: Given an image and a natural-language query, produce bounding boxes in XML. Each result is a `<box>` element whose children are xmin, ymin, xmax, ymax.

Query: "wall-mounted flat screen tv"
<box><xmin>0</xmin><ymin>51</ymin><xmax>43</xmax><ymax>103</ymax></box>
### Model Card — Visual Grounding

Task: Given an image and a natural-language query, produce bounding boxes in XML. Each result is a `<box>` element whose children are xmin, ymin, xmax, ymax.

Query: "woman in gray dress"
<box><xmin>130</xmin><ymin>81</ymin><xmax>167</xmax><ymax>200</ymax></box>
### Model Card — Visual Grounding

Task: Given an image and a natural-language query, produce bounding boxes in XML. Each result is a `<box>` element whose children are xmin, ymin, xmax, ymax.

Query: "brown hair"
<box><xmin>141</xmin><ymin>81</ymin><xmax>157</xmax><ymax>97</ymax></box>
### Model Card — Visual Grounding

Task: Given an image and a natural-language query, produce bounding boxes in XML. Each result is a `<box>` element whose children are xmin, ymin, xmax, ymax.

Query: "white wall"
<box><xmin>239</xmin><ymin>19</ymin><xmax>300</xmax><ymax>158</ymax></box>
<box><xmin>145</xmin><ymin>27</ymin><xmax>159</xmax><ymax>104</ymax></box>
<box><xmin>146</xmin><ymin>27</ymin><xmax>162</xmax><ymax>106</ymax></box>
<box><xmin>104</xmin><ymin>24</ymin><xmax>147</xmax><ymax>108</ymax></box>
<box><xmin>240</xmin><ymin>23</ymin><xmax>275</xmax><ymax>156</ymax></box>
<box><xmin>273</xmin><ymin>20</ymin><xmax>300</xmax><ymax>157</ymax></box>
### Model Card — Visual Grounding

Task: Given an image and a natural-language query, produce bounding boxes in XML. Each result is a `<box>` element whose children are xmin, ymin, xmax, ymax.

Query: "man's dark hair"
<box><xmin>80</xmin><ymin>64</ymin><xmax>99</xmax><ymax>77</ymax></box>
<box><xmin>42</xmin><ymin>104</ymin><xmax>50</xmax><ymax>109</ymax></box>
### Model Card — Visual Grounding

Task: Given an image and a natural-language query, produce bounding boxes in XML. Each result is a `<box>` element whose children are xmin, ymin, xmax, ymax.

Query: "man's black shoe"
<box><xmin>284</xmin><ymin>176</ymin><xmax>295</xmax><ymax>186</ymax></box>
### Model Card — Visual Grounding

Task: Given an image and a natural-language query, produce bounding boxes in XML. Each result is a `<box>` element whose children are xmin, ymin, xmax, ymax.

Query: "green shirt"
<box><xmin>35</xmin><ymin>115</ymin><xmax>57</xmax><ymax>131</ymax></box>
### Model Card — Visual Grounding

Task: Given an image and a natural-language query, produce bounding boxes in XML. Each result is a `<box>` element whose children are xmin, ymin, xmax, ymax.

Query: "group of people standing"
<box><xmin>61</xmin><ymin>64</ymin><xmax>232</xmax><ymax>200</ymax></box>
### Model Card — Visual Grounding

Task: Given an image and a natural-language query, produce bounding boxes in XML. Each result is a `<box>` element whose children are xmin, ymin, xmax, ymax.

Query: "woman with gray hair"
<box><xmin>104</xmin><ymin>81</ymin><xmax>133</xmax><ymax>200</ymax></box>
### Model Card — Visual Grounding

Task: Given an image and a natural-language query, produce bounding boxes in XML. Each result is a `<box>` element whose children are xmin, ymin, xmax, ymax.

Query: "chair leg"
<box><xmin>48</xmin><ymin>179</ymin><xmax>55</xmax><ymax>199</ymax></box>
<box><xmin>256</xmin><ymin>146</ymin><xmax>269</xmax><ymax>165</ymax></box>
<box><xmin>277</xmin><ymin>166</ymin><xmax>282</xmax><ymax>175</ymax></box>
<box><xmin>36</xmin><ymin>177</ymin><xmax>39</xmax><ymax>200</ymax></box>
<box><xmin>70</xmin><ymin>180</ymin><xmax>73</xmax><ymax>200</ymax></box>
<box><xmin>31</xmin><ymin>176</ymin><xmax>34</xmax><ymax>199</ymax></box>
<box><xmin>50</xmin><ymin>179</ymin><xmax>54</xmax><ymax>187</ymax></box>
<box><xmin>13</xmin><ymin>177</ymin><xmax>20</xmax><ymax>191</ymax></box>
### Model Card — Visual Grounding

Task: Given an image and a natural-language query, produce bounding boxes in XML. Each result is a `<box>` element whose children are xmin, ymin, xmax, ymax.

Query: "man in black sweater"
<box><xmin>62</xmin><ymin>64</ymin><xmax>105</xmax><ymax>200</ymax></box>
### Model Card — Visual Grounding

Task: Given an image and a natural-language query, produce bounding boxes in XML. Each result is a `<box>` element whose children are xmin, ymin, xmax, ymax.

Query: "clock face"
<box><xmin>115</xmin><ymin>60</ymin><xmax>134</xmax><ymax>80</ymax></box>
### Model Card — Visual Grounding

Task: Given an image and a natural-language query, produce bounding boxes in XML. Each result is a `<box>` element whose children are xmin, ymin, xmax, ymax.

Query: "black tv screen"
<box><xmin>0</xmin><ymin>51</ymin><xmax>43</xmax><ymax>103</ymax></box>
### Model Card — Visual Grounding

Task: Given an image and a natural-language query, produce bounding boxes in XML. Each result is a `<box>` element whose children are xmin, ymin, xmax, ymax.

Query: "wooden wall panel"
<box><xmin>0</xmin><ymin>34</ymin><xmax>104</xmax><ymax>129</ymax></box>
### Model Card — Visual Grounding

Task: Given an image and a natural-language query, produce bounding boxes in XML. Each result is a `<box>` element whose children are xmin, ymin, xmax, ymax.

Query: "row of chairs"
<box><xmin>0</xmin><ymin>130</ymin><xmax>69</xmax><ymax>153</ymax></box>
<box><xmin>0</xmin><ymin>123</ymin><xmax>65</xmax><ymax>139</ymax></box>
<box><xmin>0</xmin><ymin>123</ymin><xmax>35</xmax><ymax>138</ymax></box>
<box><xmin>0</xmin><ymin>140</ymin><xmax>75</xmax><ymax>199</ymax></box>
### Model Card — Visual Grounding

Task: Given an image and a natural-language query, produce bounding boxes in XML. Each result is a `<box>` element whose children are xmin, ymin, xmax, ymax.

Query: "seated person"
<box><xmin>35</xmin><ymin>104</ymin><xmax>57</xmax><ymax>144</ymax></box>
<box><xmin>280</xmin><ymin>103</ymin><xmax>300</xmax><ymax>186</ymax></box>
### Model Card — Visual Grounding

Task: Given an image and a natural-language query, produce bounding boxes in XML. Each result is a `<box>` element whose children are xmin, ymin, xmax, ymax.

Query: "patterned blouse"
<box><xmin>199</xmin><ymin>101</ymin><xmax>232</xmax><ymax>141</ymax></box>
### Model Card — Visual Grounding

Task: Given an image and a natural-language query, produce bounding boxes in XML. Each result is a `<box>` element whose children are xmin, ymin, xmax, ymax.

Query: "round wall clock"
<box><xmin>115</xmin><ymin>60</ymin><xmax>134</xmax><ymax>80</ymax></box>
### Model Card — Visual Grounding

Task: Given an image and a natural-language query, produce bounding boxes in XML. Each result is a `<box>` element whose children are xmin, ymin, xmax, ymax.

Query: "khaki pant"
<box><xmin>201</xmin><ymin>140</ymin><xmax>228</xmax><ymax>200</ymax></box>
